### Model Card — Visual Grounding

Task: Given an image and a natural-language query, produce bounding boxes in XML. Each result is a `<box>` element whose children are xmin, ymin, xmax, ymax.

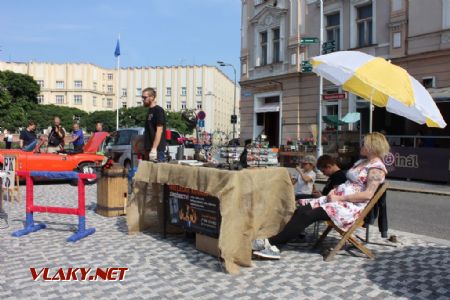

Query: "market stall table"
<box><xmin>127</xmin><ymin>161</ymin><xmax>296</xmax><ymax>274</ymax></box>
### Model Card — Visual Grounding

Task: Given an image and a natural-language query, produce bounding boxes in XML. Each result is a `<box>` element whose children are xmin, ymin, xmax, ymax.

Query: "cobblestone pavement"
<box><xmin>0</xmin><ymin>183</ymin><xmax>449</xmax><ymax>299</ymax></box>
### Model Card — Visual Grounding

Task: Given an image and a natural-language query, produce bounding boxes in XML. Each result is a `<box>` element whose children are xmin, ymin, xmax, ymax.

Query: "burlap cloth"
<box><xmin>127</xmin><ymin>162</ymin><xmax>295</xmax><ymax>274</ymax></box>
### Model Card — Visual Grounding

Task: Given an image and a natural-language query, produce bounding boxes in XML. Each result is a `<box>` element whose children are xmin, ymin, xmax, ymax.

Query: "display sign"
<box><xmin>322</xmin><ymin>93</ymin><xmax>347</xmax><ymax>101</ymax></box>
<box><xmin>2</xmin><ymin>155</ymin><xmax>16</xmax><ymax>190</ymax></box>
<box><xmin>197</xmin><ymin>110</ymin><xmax>206</xmax><ymax>120</ymax></box>
<box><xmin>167</xmin><ymin>185</ymin><xmax>221</xmax><ymax>238</ymax></box>
<box><xmin>384</xmin><ymin>146</ymin><xmax>450</xmax><ymax>182</ymax></box>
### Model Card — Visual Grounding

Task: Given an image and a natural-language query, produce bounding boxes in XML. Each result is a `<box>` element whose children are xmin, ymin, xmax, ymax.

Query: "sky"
<box><xmin>0</xmin><ymin>0</ymin><xmax>241</xmax><ymax>80</ymax></box>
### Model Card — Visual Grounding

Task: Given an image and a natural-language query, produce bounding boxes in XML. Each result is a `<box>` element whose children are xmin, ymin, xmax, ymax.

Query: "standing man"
<box><xmin>69</xmin><ymin>122</ymin><xmax>85</xmax><ymax>152</ymax></box>
<box><xmin>142</xmin><ymin>87</ymin><xmax>166</xmax><ymax>161</ymax></box>
<box><xmin>19</xmin><ymin>120</ymin><xmax>38</xmax><ymax>151</ymax></box>
<box><xmin>3</xmin><ymin>130</ymin><xmax>13</xmax><ymax>149</ymax></box>
<box><xmin>95</xmin><ymin>122</ymin><xmax>104</xmax><ymax>133</ymax></box>
<box><xmin>47</xmin><ymin>116</ymin><xmax>66</xmax><ymax>153</ymax></box>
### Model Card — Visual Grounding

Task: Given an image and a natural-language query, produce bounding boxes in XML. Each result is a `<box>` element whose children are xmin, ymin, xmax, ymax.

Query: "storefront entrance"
<box><xmin>263</xmin><ymin>111</ymin><xmax>280</xmax><ymax>147</ymax></box>
<box><xmin>254</xmin><ymin>93</ymin><xmax>282</xmax><ymax>147</ymax></box>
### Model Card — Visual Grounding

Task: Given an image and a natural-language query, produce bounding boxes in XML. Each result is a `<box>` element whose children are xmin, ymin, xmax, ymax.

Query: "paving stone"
<box><xmin>0</xmin><ymin>184</ymin><xmax>449</xmax><ymax>299</ymax></box>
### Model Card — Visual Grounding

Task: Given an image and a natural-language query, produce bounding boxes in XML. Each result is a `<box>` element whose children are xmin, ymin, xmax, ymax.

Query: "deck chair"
<box><xmin>313</xmin><ymin>183</ymin><xmax>388</xmax><ymax>261</ymax></box>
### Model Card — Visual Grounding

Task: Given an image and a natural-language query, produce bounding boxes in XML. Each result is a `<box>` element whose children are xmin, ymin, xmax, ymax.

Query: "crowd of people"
<box><xmin>1</xmin><ymin>118</ymin><xmax>105</xmax><ymax>153</ymax></box>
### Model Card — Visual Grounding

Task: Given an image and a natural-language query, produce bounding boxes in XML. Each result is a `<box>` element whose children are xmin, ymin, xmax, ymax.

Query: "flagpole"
<box><xmin>116</xmin><ymin>35</ymin><xmax>120</xmax><ymax>130</ymax></box>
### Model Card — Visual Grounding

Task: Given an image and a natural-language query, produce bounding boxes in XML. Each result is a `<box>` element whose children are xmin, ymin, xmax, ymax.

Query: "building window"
<box><xmin>181</xmin><ymin>101</ymin><xmax>187</xmax><ymax>109</ymax></box>
<box><xmin>166</xmin><ymin>101</ymin><xmax>172</xmax><ymax>110</ymax></box>
<box><xmin>37</xmin><ymin>95</ymin><xmax>44</xmax><ymax>104</ymax></box>
<box><xmin>136</xmin><ymin>88</ymin><xmax>142</xmax><ymax>96</ymax></box>
<box><xmin>260</xmin><ymin>31</ymin><xmax>268</xmax><ymax>66</ymax></box>
<box><xmin>422</xmin><ymin>77</ymin><xmax>435</xmax><ymax>88</ymax></box>
<box><xmin>196</xmin><ymin>102</ymin><xmax>202</xmax><ymax>109</ymax></box>
<box><xmin>36</xmin><ymin>80</ymin><xmax>44</xmax><ymax>88</ymax></box>
<box><xmin>107</xmin><ymin>73</ymin><xmax>113</xmax><ymax>80</ymax></box>
<box><xmin>122</xmin><ymin>102</ymin><xmax>127</xmax><ymax>109</ymax></box>
<box><xmin>55</xmin><ymin>95</ymin><xmax>64</xmax><ymax>104</ymax></box>
<box><xmin>93</xmin><ymin>82</ymin><xmax>97</xmax><ymax>90</ymax></box>
<box><xmin>56</xmin><ymin>81</ymin><xmax>64</xmax><ymax>89</ymax></box>
<box><xmin>74</xmin><ymin>80</ymin><xmax>83</xmax><ymax>89</ymax></box>
<box><xmin>166</xmin><ymin>87</ymin><xmax>172</xmax><ymax>96</ymax></box>
<box><xmin>254</xmin><ymin>0</ymin><xmax>267</xmax><ymax>5</ymax></box>
<box><xmin>136</xmin><ymin>101</ymin><xmax>142</xmax><ymax>106</ymax></box>
<box><xmin>196</xmin><ymin>87</ymin><xmax>202</xmax><ymax>96</ymax></box>
<box><xmin>121</xmin><ymin>88</ymin><xmax>127</xmax><ymax>97</ymax></box>
<box><xmin>73</xmin><ymin>95</ymin><xmax>82</xmax><ymax>105</ymax></box>
<box><xmin>181</xmin><ymin>87</ymin><xmax>187</xmax><ymax>96</ymax></box>
<box><xmin>107</xmin><ymin>85</ymin><xmax>113</xmax><ymax>93</ymax></box>
<box><xmin>393</xmin><ymin>32</ymin><xmax>401</xmax><ymax>48</ymax></box>
<box><xmin>93</xmin><ymin>96</ymin><xmax>97</xmax><ymax>107</ymax></box>
<box><xmin>107</xmin><ymin>98</ymin><xmax>113</xmax><ymax>108</ymax></box>
<box><xmin>357</xmin><ymin>4</ymin><xmax>373</xmax><ymax>47</ymax></box>
<box><xmin>272</xmin><ymin>28</ymin><xmax>280</xmax><ymax>63</ymax></box>
<box><xmin>392</xmin><ymin>0</ymin><xmax>402</xmax><ymax>11</ymax></box>
<box><xmin>326</xmin><ymin>13</ymin><xmax>340</xmax><ymax>51</ymax></box>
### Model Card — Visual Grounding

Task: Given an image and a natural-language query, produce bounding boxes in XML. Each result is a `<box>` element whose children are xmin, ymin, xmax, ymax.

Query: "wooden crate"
<box><xmin>96</xmin><ymin>165</ymin><xmax>128</xmax><ymax>217</ymax></box>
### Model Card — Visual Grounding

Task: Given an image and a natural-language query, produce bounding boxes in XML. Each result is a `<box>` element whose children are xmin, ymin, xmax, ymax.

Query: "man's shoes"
<box><xmin>253</xmin><ymin>245</ymin><xmax>281</xmax><ymax>260</ymax></box>
<box><xmin>252</xmin><ymin>239</ymin><xmax>269</xmax><ymax>251</ymax></box>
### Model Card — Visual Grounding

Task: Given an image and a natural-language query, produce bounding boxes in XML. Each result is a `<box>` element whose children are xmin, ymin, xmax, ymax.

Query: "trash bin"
<box><xmin>96</xmin><ymin>164</ymin><xmax>128</xmax><ymax>217</ymax></box>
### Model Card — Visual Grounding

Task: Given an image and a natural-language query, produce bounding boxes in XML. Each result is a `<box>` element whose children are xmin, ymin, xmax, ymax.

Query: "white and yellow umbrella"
<box><xmin>311</xmin><ymin>51</ymin><xmax>447</xmax><ymax>129</ymax></box>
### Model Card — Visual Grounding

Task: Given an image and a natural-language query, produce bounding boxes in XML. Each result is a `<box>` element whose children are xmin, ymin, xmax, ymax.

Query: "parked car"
<box><xmin>0</xmin><ymin>132</ymin><xmax>109</xmax><ymax>181</ymax></box>
<box><xmin>105</xmin><ymin>127</ymin><xmax>183</xmax><ymax>168</ymax></box>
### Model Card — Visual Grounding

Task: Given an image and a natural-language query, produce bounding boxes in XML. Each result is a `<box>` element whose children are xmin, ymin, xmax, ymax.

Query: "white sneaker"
<box><xmin>252</xmin><ymin>239</ymin><xmax>270</xmax><ymax>251</ymax></box>
<box><xmin>253</xmin><ymin>245</ymin><xmax>281</xmax><ymax>260</ymax></box>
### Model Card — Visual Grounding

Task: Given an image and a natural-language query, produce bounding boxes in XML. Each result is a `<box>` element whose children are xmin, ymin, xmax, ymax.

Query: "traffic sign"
<box><xmin>300</xmin><ymin>37</ymin><xmax>319</xmax><ymax>44</ymax></box>
<box><xmin>198</xmin><ymin>119</ymin><xmax>205</xmax><ymax>128</ymax></box>
<box><xmin>322</xmin><ymin>93</ymin><xmax>347</xmax><ymax>101</ymax></box>
<box><xmin>230</xmin><ymin>115</ymin><xmax>237</xmax><ymax>124</ymax></box>
<box><xmin>301</xmin><ymin>60</ymin><xmax>313</xmax><ymax>73</ymax></box>
<box><xmin>197</xmin><ymin>110</ymin><xmax>206</xmax><ymax>120</ymax></box>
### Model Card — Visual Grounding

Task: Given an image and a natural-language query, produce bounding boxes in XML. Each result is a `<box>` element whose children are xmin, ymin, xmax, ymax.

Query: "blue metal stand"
<box><xmin>67</xmin><ymin>216</ymin><xmax>96</xmax><ymax>242</ymax></box>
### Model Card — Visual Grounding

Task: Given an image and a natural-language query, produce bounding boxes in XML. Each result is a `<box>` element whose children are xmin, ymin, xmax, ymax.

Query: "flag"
<box><xmin>114</xmin><ymin>39</ymin><xmax>120</xmax><ymax>57</ymax></box>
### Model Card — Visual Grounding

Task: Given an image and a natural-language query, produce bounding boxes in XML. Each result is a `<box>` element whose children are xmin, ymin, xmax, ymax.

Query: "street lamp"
<box><xmin>217</xmin><ymin>61</ymin><xmax>237</xmax><ymax>141</ymax></box>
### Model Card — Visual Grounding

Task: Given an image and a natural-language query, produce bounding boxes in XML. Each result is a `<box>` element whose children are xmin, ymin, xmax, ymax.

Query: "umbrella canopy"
<box><xmin>311</xmin><ymin>51</ymin><xmax>447</xmax><ymax>128</ymax></box>
<box><xmin>322</xmin><ymin>115</ymin><xmax>346</xmax><ymax>126</ymax></box>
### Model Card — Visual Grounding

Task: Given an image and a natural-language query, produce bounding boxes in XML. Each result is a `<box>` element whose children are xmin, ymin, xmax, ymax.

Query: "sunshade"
<box><xmin>341</xmin><ymin>112</ymin><xmax>360</xmax><ymax>123</ymax></box>
<box><xmin>322</xmin><ymin>115</ymin><xmax>346</xmax><ymax>126</ymax></box>
<box><xmin>311</xmin><ymin>51</ymin><xmax>447</xmax><ymax>128</ymax></box>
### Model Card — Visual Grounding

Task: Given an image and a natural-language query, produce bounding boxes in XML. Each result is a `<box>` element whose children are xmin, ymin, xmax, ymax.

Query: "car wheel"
<box><xmin>78</xmin><ymin>163</ymin><xmax>97</xmax><ymax>185</ymax></box>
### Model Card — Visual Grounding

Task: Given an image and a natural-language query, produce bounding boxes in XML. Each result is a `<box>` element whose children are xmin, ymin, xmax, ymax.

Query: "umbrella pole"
<box><xmin>369</xmin><ymin>88</ymin><xmax>375</xmax><ymax>133</ymax></box>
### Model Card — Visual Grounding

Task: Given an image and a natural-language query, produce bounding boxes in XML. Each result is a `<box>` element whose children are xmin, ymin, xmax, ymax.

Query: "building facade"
<box><xmin>240</xmin><ymin>0</ymin><xmax>450</xmax><ymax>147</ymax></box>
<box><xmin>0</xmin><ymin>62</ymin><xmax>239</xmax><ymax>135</ymax></box>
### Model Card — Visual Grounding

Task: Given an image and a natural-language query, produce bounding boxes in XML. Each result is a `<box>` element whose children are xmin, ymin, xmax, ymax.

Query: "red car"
<box><xmin>0</xmin><ymin>132</ymin><xmax>108</xmax><ymax>178</ymax></box>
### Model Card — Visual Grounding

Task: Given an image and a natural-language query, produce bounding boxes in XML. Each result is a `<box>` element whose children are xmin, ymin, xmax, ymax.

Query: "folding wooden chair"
<box><xmin>313</xmin><ymin>183</ymin><xmax>388</xmax><ymax>261</ymax></box>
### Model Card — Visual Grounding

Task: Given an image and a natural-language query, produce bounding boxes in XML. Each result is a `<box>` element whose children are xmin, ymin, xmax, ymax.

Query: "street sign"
<box><xmin>300</xmin><ymin>37</ymin><xmax>319</xmax><ymax>44</ymax></box>
<box><xmin>198</xmin><ymin>119</ymin><xmax>205</xmax><ymax>128</ymax></box>
<box><xmin>197</xmin><ymin>110</ymin><xmax>206</xmax><ymax>120</ymax></box>
<box><xmin>322</xmin><ymin>93</ymin><xmax>347</xmax><ymax>101</ymax></box>
<box><xmin>301</xmin><ymin>60</ymin><xmax>313</xmax><ymax>73</ymax></box>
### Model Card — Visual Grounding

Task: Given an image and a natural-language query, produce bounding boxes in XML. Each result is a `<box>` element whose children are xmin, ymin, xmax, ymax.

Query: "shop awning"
<box><xmin>255</xmin><ymin>103</ymin><xmax>280</xmax><ymax>113</ymax></box>
<box><xmin>322</xmin><ymin>115</ymin><xmax>346</xmax><ymax>126</ymax></box>
<box><xmin>428</xmin><ymin>87</ymin><xmax>450</xmax><ymax>102</ymax></box>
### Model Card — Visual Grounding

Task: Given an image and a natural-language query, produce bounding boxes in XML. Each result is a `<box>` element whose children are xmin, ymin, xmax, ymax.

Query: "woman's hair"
<box><xmin>317</xmin><ymin>154</ymin><xmax>338</xmax><ymax>169</ymax></box>
<box><xmin>364</xmin><ymin>132</ymin><xmax>390</xmax><ymax>158</ymax></box>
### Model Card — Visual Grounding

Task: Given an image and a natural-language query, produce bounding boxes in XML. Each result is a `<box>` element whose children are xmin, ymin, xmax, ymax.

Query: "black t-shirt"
<box><xmin>48</xmin><ymin>126</ymin><xmax>66</xmax><ymax>147</ymax></box>
<box><xmin>19</xmin><ymin>129</ymin><xmax>37</xmax><ymax>147</ymax></box>
<box><xmin>322</xmin><ymin>169</ymin><xmax>347</xmax><ymax>196</ymax></box>
<box><xmin>144</xmin><ymin>105</ymin><xmax>166</xmax><ymax>152</ymax></box>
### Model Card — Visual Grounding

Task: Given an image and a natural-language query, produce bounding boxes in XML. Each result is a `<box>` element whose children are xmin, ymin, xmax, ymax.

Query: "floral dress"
<box><xmin>299</xmin><ymin>158</ymin><xmax>387</xmax><ymax>231</ymax></box>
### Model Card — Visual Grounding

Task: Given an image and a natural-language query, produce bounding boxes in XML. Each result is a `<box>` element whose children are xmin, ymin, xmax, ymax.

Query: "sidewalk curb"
<box><xmin>389</xmin><ymin>229</ymin><xmax>450</xmax><ymax>247</ymax></box>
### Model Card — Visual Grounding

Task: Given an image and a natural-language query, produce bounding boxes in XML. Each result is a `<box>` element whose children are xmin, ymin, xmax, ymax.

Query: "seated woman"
<box><xmin>253</xmin><ymin>132</ymin><xmax>389</xmax><ymax>259</ymax></box>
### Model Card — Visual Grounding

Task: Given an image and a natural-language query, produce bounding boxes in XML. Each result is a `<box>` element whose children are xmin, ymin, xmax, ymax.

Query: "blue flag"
<box><xmin>114</xmin><ymin>40</ymin><xmax>120</xmax><ymax>57</ymax></box>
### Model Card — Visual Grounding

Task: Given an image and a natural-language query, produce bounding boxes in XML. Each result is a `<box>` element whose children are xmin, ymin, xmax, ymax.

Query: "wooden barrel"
<box><xmin>96</xmin><ymin>165</ymin><xmax>128</xmax><ymax>217</ymax></box>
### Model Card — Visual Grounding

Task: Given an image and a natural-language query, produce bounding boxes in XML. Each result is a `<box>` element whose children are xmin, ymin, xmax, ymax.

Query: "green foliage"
<box><xmin>0</xmin><ymin>70</ymin><xmax>194</xmax><ymax>135</ymax></box>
